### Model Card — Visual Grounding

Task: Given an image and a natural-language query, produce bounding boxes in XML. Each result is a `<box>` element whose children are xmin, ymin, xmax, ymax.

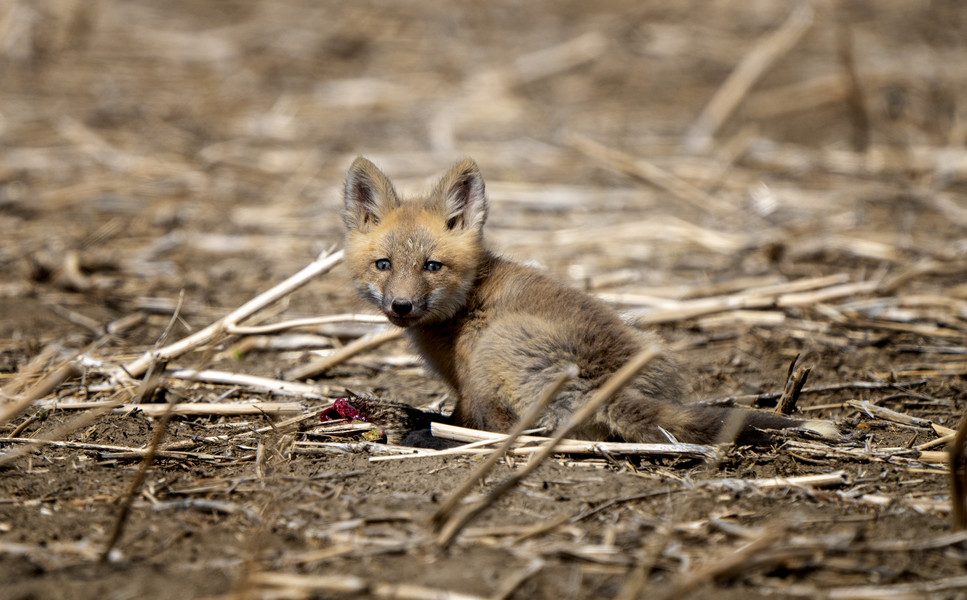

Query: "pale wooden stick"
<box><xmin>858</xmin><ymin>493</ymin><xmax>949</xmax><ymax>513</ymax></box>
<box><xmin>166</xmin><ymin>369</ymin><xmax>331</xmax><ymax>399</ymax></box>
<box><xmin>370</xmin><ymin>440</ymin><xmax>717</xmax><ymax>461</ymax></box>
<box><xmin>600</xmin><ymin>273</ymin><xmax>850</xmax><ymax>307</ymax></box>
<box><xmin>919</xmin><ymin>432</ymin><xmax>956</xmax><ymax>450</ymax></box>
<box><xmin>599</xmin><ymin>273</ymin><xmax>851</xmax><ymax>308</ymax></box>
<box><xmin>249</xmin><ymin>572</ymin><xmax>366</xmax><ymax>595</ymax></box>
<box><xmin>228</xmin><ymin>333</ymin><xmax>335</xmax><ymax>355</ymax></box>
<box><xmin>428</xmin><ymin>422</ymin><xmax>718</xmax><ymax>459</ymax></box>
<box><xmin>368</xmin><ymin>427</ymin><xmax>548</xmax><ymax>462</ymax></box>
<box><xmin>430</xmin><ymin>366</ymin><xmax>577</xmax><ymax>530</ymax></box>
<box><xmin>120</xmin><ymin>249</ymin><xmax>343</xmax><ymax>380</ymax></box>
<box><xmin>784</xmin><ymin>440</ymin><xmax>948</xmax><ymax>467</ymax></box>
<box><xmin>516</xmin><ymin>439</ymin><xmax>711</xmax><ymax>458</ymax></box>
<box><xmin>848</xmin><ymin>400</ymin><xmax>942</xmax><ymax>430</ymax></box>
<box><xmin>873</xmin><ymin>367</ymin><xmax>967</xmax><ymax>380</ymax></box>
<box><xmin>695</xmin><ymin>310</ymin><xmax>786</xmax><ymax>329</ymax></box>
<box><xmin>822</xmin><ymin>575</ymin><xmax>967</xmax><ymax>599</ymax></box>
<box><xmin>630</xmin><ymin>296</ymin><xmax>774</xmax><ymax>326</ymax></box>
<box><xmin>863</xmin><ymin>530</ymin><xmax>967</xmax><ymax>552</ymax></box>
<box><xmin>285</xmin><ymin>328</ymin><xmax>403</xmax><ymax>380</ymax></box>
<box><xmin>284</xmin><ymin>543</ymin><xmax>357</xmax><ymax>566</ymax></box>
<box><xmin>685</xmin><ymin>3</ymin><xmax>814</xmax><ymax>150</ymax></box>
<box><xmin>919</xmin><ymin>451</ymin><xmax>948</xmax><ymax>464</ymax></box>
<box><xmin>436</xmin><ymin>347</ymin><xmax>661</xmax><ymax>547</ymax></box>
<box><xmin>630</xmin><ymin>279</ymin><xmax>880</xmax><ymax>326</ymax></box>
<box><xmin>776</xmin><ymin>280</ymin><xmax>881</xmax><ymax>307</ymax></box>
<box><xmin>701</xmin><ymin>470</ymin><xmax>848</xmax><ymax>491</ymax></box>
<box><xmin>251</xmin><ymin>571</ymin><xmax>488</xmax><ymax>600</ymax></box>
<box><xmin>226</xmin><ymin>313</ymin><xmax>387</xmax><ymax>335</ymax></box>
<box><xmin>309</xmin><ymin>422</ymin><xmax>375</xmax><ymax>437</ymax></box>
<box><xmin>742</xmin><ymin>273</ymin><xmax>851</xmax><ymax>297</ymax></box>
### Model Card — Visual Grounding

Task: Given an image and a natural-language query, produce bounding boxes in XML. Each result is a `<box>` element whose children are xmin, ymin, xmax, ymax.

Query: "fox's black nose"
<box><xmin>391</xmin><ymin>299</ymin><xmax>413</xmax><ymax>316</ymax></box>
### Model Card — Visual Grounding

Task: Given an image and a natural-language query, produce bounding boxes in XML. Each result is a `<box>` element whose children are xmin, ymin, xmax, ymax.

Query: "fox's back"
<box><xmin>407</xmin><ymin>254</ymin><xmax>688</xmax><ymax>433</ymax></box>
<box><xmin>452</xmin><ymin>256</ymin><xmax>652</xmax><ymax>383</ymax></box>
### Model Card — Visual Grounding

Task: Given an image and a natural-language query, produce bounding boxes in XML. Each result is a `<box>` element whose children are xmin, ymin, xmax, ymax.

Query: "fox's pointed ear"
<box><xmin>434</xmin><ymin>159</ymin><xmax>488</xmax><ymax>231</ymax></box>
<box><xmin>343</xmin><ymin>157</ymin><xmax>400</xmax><ymax>230</ymax></box>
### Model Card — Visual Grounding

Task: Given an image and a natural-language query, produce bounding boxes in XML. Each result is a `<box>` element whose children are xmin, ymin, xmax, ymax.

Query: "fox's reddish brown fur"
<box><xmin>342</xmin><ymin>157</ymin><xmax>834</xmax><ymax>445</ymax></box>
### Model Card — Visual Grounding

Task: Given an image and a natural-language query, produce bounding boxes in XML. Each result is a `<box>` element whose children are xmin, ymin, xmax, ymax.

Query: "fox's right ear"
<box><xmin>343</xmin><ymin>157</ymin><xmax>400</xmax><ymax>231</ymax></box>
<box><xmin>434</xmin><ymin>158</ymin><xmax>488</xmax><ymax>232</ymax></box>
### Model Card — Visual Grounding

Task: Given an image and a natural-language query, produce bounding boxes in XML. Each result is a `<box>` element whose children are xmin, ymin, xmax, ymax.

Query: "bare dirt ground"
<box><xmin>2</xmin><ymin>1</ymin><xmax>967</xmax><ymax>599</ymax></box>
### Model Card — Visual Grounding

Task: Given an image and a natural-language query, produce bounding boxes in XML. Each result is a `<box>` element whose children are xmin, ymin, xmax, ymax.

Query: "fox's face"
<box><xmin>342</xmin><ymin>158</ymin><xmax>488</xmax><ymax>328</ymax></box>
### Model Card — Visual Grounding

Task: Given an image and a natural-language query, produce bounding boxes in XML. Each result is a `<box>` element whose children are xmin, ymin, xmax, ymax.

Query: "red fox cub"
<box><xmin>342</xmin><ymin>157</ymin><xmax>837</xmax><ymax>445</ymax></box>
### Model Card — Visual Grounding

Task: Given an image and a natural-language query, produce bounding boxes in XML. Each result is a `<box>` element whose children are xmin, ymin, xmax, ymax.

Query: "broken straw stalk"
<box><xmin>119</xmin><ymin>248</ymin><xmax>345</xmax><ymax>381</ymax></box>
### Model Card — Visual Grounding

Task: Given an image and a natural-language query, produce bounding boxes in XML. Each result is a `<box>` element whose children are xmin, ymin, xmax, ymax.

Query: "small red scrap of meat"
<box><xmin>319</xmin><ymin>398</ymin><xmax>367</xmax><ymax>423</ymax></box>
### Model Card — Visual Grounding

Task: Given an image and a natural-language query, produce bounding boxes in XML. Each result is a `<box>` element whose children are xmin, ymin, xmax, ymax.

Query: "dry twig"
<box><xmin>568</xmin><ymin>133</ymin><xmax>738</xmax><ymax>216</ymax></box>
<box><xmin>120</xmin><ymin>249</ymin><xmax>344</xmax><ymax>380</ymax></box>
<box><xmin>100</xmin><ymin>401</ymin><xmax>176</xmax><ymax>562</ymax></box>
<box><xmin>775</xmin><ymin>354</ymin><xmax>810</xmax><ymax>415</ymax></box>
<box><xmin>685</xmin><ymin>3</ymin><xmax>814</xmax><ymax>150</ymax></box>
<box><xmin>427</xmin><ymin>423</ymin><xmax>719</xmax><ymax>460</ymax></box>
<box><xmin>285</xmin><ymin>327</ymin><xmax>403</xmax><ymax>380</ymax></box>
<box><xmin>251</xmin><ymin>571</ymin><xmax>488</xmax><ymax>600</ymax></box>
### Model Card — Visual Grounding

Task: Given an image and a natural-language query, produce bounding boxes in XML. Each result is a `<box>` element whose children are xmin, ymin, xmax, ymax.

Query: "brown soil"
<box><xmin>2</xmin><ymin>1</ymin><xmax>966</xmax><ymax>599</ymax></box>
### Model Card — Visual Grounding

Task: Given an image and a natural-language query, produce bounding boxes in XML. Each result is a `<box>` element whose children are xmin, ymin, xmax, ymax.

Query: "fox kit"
<box><xmin>342</xmin><ymin>157</ymin><xmax>836</xmax><ymax>445</ymax></box>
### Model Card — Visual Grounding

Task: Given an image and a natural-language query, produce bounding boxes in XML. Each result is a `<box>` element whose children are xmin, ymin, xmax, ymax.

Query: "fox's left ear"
<box><xmin>434</xmin><ymin>159</ymin><xmax>488</xmax><ymax>232</ymax></box>
<box><xmin>343</xmin><ymin>157</ymin><xmax>400</xmax><ymax>231</ymax></box>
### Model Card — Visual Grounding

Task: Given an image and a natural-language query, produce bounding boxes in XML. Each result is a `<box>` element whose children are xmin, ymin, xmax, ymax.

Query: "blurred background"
<box><xmin>0</xmin><ymin>0</ymin><xmax>965</xmax><ymax>330</ymax></box>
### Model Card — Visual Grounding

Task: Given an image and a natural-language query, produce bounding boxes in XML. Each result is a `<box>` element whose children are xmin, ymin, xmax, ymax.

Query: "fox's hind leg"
<box><xmin>592</xmin><ymin>392</ymin><xmax>705</xmax><ymax>444</ymax></box>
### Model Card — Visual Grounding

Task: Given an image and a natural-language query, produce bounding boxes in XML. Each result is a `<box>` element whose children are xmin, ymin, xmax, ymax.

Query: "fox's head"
<box><xmin>342</xmin><ymin>157</ymin><xmax>488</xmax><ymax>327</ymax></box>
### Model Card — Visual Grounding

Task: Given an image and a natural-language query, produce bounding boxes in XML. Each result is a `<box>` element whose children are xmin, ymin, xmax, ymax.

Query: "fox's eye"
<box><xmin>375</xmin><ymin>258</ymin><xmax>392</xmax><ymax>271</ymax></box>
<box><xmin>424</xmin><ymin>260</ymin><xmax>443</xmax><ymax>272</ymax></box>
